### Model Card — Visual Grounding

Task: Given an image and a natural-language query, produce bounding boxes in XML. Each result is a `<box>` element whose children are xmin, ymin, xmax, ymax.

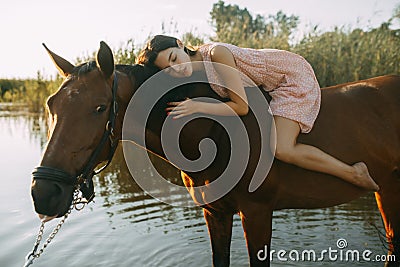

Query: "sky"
<box><xmin>1</xmin><ymin>0</ymin><xmax>399</xmax><ymax>79</ymax></box>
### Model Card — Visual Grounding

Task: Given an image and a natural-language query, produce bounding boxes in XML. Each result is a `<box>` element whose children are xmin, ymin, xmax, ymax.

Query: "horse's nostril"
<box><xmin>53</xmin><ymin>183</ymin><xmax>64</xmax><ymax>195</ymax></box>
<box><xmin>31</xmin><ymin>180</ymin><xmax>67</xmax><ymax>216</ymax></box>
<box><xmin>32</xmin><ymin>181</ymin><xmax>61</xmax><ymax>199</ymax></box>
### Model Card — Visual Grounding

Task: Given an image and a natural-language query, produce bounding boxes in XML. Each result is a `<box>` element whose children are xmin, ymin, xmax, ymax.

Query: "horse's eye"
<box><xmin>96</xmin><ymin>105</ymin><xmax>107</xmax><ymax>113</ymax></box>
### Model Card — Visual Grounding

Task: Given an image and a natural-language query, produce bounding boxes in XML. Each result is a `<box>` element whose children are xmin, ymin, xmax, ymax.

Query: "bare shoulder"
<box><xmin>210</xmin><ymin>45</ymin><xmax>236</xmax><ymax>67</ymax></box>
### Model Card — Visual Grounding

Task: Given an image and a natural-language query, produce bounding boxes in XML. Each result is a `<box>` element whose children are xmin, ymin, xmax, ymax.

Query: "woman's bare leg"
<box><xmin>273</xmin><ymin>116</ymin><xmax>379</xmax><ymax>191</ymax></box>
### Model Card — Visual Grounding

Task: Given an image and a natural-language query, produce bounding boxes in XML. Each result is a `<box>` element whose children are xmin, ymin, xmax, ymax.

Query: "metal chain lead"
<box><xmin>23</xmin><ymin>189</ymin><xmax>87</xmax><ymax>267</ymax></box>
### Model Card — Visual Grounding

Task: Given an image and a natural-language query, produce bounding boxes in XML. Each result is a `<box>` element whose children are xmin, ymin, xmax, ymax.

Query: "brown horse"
<box><xmin>30</xmin><ymin>42</ymin><xmax>400</xmax><ymax>267</ymax></box>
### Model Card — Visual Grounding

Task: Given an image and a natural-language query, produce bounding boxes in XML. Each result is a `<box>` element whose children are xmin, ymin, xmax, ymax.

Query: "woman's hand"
<box><xmin>166</xmin><ymin>98</ymin><xmax>200</xmax><ymax>119</ymax></box>
<box><xmin>167</xmin><ymin>95</ymin><xmax>248</xmax><ymax>118</ymax></box>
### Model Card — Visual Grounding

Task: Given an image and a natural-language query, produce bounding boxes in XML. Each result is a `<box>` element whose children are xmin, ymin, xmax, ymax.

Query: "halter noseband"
<box><xmin>32</xmin><ymin>72</ymin><xmax>119</xmax><ymax>202</ymax></box>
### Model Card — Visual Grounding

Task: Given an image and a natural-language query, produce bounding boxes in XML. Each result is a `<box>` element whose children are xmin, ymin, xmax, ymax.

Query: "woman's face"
<box><xmin>154</xmin><ymin>41</ymin><xmax>193</xmax><ymax>78</ymax></box>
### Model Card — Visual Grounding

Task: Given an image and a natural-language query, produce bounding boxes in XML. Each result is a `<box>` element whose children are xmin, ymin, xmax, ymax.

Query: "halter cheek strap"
<box><xmin>32</xmin><ymin>72</ymin><xmax>119</xmax><ymax>202</ymax></box>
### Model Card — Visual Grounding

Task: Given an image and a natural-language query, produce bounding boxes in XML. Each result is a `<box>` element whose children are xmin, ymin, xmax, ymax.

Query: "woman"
<box><xmin>136</xmin><ymin>34</ymin><xmax>379</xmax><ymax>191</ymax></box>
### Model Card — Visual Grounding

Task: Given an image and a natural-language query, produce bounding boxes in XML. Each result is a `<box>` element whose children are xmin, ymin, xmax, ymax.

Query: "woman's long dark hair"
<box><xmin>136</xmin><ymin>35</ymin><xmax>197</xmax><ymax>67</ymax></box>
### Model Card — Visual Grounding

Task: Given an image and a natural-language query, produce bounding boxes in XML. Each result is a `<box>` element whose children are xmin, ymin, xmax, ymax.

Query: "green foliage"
<box><xmin>394</xmin><ymin>4</ymin><xmax>400</xmax><ymax>20</ymax></box>
<box><xmin>210</xmin><ymin>0</ymin><xmax>299</xmax><ymax>49</ymax></box>
<box><xmin>210</xmin><ymin>0</ymin><xmax>399</xmax><ymax>87</ymax></box>
<box><xmin>113</xmin><ymin>38</ymin><xmax>138</xmax><ymax>65</ymax></box>
<box><xmin>0</xmin><ymin>79</ymin><xmax>25</xmax><ymax>102</ymax></box>
<box><xmin>2</xmin><ymin>1</ymin><xmax>399</xmax><ymax>110</ymax></box>
<box><xmin>75</xmin><ymin>38</ymin><xmax>139</xmax><ymax>65</ymax></box>
<box><xmin>0</xmin><ymin>72</ymin><xmax>61</xmax><ymax>113</ymax></box>
<box><xmin>22</xmin><ymin>72</ymin><xmax>62</xmax><ymax>113</ymax></box>
<box><xmin>294</xmin><ymin>25</ymin><xmax>400</xmax><ymax>86</ymax></box>
<box><xmin>181</xmin><ymin>32</ymin><xmax>204</xmax><ymax>47</ymax></box>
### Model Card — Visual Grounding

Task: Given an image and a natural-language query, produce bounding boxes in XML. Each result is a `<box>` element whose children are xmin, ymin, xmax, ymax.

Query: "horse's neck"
<box><xmin>117</xmin><ymin>70</ymin><xmax>229</xmax><ymax>181</ymax></box>
<box><xmin>115</xmin><ymin>67</ymin><xmax>165</xmax><ymax>157</ymax></box>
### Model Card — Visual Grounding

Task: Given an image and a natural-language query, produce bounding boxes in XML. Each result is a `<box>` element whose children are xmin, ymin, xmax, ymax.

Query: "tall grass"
<box><xmin>0</xmin><ymin>72</ymin><xmax>61</xmax><ymax>113</ymax></box>
<box><xmin>293</xmin><ymin>24</ymin><xmax>400</xmax><ymax>87</ymax></box>
<box><xmin>1</xmin><ymin>15</ymin><xmax>399</xmax><ymax>110</ymax></box>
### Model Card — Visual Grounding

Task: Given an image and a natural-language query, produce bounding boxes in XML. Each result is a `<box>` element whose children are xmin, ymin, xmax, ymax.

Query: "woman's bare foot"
<box><xmin>352</xmin><ymin>162</ymin><xmax>380</xmax><ymax>191</ymax></box>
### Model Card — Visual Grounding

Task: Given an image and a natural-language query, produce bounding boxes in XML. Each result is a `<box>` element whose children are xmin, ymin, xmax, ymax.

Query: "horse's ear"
<box><xmin>42</xmin><ymin>43</ymin><xmax>74</xmax><ymax>78</ymax></box>
<box><xmin>96</xmin><ymin>41</ymin><xmax>114</xmax><ymax>79</ymax></box>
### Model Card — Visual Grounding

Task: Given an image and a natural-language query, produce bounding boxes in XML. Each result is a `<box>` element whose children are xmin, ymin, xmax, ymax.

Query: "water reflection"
<box><xmin>0</xmin><ymin>103</ymin><xmax>48</xmax><ymax>148</ymax></box>
<box><xmin>4</xmin><ymin>104</ymin><xmax>387</xmax><ymax>266</ymax></box>
<box><xmin>93</xmin><ymin>142</ymin><xmax>386</xmax><ymax>265</ymax></box>
<box><xmin>95</xmin><ymin>145</ymin><xmax>204</xmax><ymax>231</ymax></box>
<box><xmin>1</xmin><ymin>103</ymin><xmax>205</xmax><ymax>231</ymax></box>
<box><xmin>24</xmin><ymin>102</ymin><xmax>385</xmax><ymax>228</ymax></box>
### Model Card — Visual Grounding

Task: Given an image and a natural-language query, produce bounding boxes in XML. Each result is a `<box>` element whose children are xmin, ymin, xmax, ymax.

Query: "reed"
<box><xmin>293</xmin><ymin>24</ymin><xmax>400</xmax><ymax>87</ymax></box>
<box><xmin>1</xmin><ymin>8</ymin><xmax>399</xmax><ymax>110</ymax></box>
<box><xmin>0</xmin><ymin>72</ymin><xmax>61</xmax><ymax>113</ymax></box>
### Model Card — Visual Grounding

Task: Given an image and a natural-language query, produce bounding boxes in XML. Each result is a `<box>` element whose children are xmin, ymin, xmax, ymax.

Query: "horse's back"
<box><xmin>305</xmin><ymin>75</ymin><xmax>400</xmax><ymax>150</ymax></box>
<box><xmin>273</xmin><ymin>75</ymin><xmax>400</xmax><ymax>210</ymax></box>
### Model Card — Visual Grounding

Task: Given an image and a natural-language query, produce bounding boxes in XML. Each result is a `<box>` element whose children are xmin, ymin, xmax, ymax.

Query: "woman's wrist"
<box><xmin>192</xmin><ymin>100</ymin><xmax>203</xmax><ymax>114</ymax></box>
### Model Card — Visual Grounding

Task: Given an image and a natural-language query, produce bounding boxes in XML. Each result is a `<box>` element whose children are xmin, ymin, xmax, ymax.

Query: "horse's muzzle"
<box><xmin>38</xmin><ymin>214</ymin><xmax>58</xmax><ymax>223</ymax></box>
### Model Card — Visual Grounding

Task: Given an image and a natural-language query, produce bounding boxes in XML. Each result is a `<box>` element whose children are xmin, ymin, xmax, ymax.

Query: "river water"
<box><xmin>0</xmin><ymin>104</ymin><xmax>390</xmax><ymax>267</ymax></box>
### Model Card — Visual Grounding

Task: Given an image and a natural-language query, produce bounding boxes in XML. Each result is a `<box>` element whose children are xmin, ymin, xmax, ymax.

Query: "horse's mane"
<box><xmin>69</xmin><ymin>62</ymin><xmax>267</xmax><ymax>103</ymax></box>
<box><xmin>116</xmin><ymin>64</ymin><xmax>159</xmax><ymax>88</ymax></box>
<box><xmin>71</xmin><ymin>61</ymin><xmax>97</xmax><ymax>77</ymax></box>
<box><xmin>70</xmin><ymin>61</ymin><xmax>157</xmax><ymax>89</ymax></box>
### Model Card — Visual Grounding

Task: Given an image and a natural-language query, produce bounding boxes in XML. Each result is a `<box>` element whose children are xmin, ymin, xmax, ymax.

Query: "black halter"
<box><xmin>32</xmin><ymin>73</ymin><xmax>119</xmax><ymax>202</ymax></box>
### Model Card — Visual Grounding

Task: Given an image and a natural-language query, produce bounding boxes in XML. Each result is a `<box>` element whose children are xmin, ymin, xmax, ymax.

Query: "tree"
<box><xmin>181</xmin><ymin>32</ymin><xmax>204</xmax><ymax>47</ymax></box>
<box><xmin>209</xmin><ymin>0</ymin><xmax>299</xmax><ymax>49</ymax></box>
<box><xmin>394</xmin><ymin>3</ymin><xmax>400</xmax><ymax>20</ymax></box>
<box><xmin>114</xmin><ymin>38</ymin><xmax>138</xmax><ymax>65</ymax></box>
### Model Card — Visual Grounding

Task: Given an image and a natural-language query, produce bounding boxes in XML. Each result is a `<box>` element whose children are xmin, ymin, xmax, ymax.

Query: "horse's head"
<box><xmin>31</xmin><ymin>42</ymin><xmax>122</xmax><ymax>220</ymax></box>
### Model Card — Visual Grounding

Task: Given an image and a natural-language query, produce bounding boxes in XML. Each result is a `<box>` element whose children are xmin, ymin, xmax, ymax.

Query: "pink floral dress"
<box><xmin>198</xmin><ymin>43</ymin><xmax>321</xmax><ymax>133</ymax></box>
